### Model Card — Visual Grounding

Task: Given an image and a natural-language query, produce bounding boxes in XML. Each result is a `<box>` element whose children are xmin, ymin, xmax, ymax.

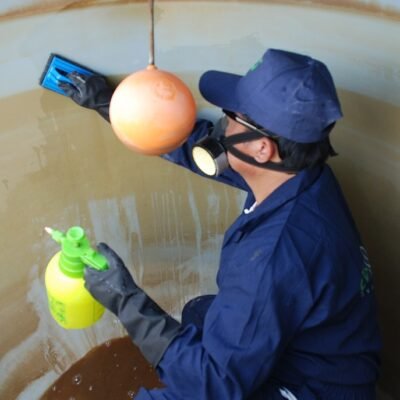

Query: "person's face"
<box><xmin>224</xmin><ymin>112</ymin><xmax>267</xmax><ymax>175</ymax></box>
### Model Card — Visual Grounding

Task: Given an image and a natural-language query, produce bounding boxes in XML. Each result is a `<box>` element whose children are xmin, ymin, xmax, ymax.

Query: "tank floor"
<box><xmin>40</xmin><ymin>336</ymin><xmax>163</xmax><ymax>399</ymax></box>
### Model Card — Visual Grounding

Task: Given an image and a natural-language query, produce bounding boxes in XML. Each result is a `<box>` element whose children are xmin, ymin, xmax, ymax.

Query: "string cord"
<box><xmin>149</xmin><ymin>0</ymin><xmax>155</xmax><ymax>66</ymax></box>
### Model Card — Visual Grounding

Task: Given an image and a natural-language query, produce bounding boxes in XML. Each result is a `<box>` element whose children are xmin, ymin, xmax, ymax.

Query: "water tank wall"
<box><xmin>0</xmin><ymin>1</ymin><xmax>399</xmax><ymax>399</ymax></box>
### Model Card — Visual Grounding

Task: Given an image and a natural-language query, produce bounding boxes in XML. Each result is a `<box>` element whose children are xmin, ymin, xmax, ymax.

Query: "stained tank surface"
<box><xmin>0</xmin><ymin>1</ymin><xmax>399</xmax><ymax>399</ymax></box>
<box><xmin>40</xmin><ymin>336</ymin><xmax>163</xmax><ymax>399</ymax></box>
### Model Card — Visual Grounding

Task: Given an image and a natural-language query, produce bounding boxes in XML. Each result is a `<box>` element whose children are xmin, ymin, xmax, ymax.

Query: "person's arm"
<box><xmin>135</xmin><ymin>260</ymin><xmax>312</xmax><ymax>400</ymax></box>
<box><xmin>161</xmin><ymin>119</ymin><xmax>250</xmax><ymax>191</ymax></box>
<box><xmin>84</xmin><ymin>243</ymin><xmax>183</xmax><ymax>366</ymax></box>
<box><xmin>85</xmin><ymin>240</ymin><xmax>314</xmax><ymax>400</ymax></box>
<box><xmin>60</xmin><ymin>69</ymin><xmax>250</xmax><ymax>191</ymax></box>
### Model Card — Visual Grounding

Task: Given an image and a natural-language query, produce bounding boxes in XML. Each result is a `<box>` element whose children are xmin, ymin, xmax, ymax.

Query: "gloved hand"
<box><xmin>58</xmin><ymin>72</ymin><xmax>113</xmax><ymax>122</ymax></box>
<box><xmin>84</xmin><ymin>243</ymin><xmax>182</xmax><ymax>366</ymax></box>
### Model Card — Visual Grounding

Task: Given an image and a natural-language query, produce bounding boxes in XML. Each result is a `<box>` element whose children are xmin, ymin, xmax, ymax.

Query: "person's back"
<box><xmin>257</xmin><ymin>165</ymin><xmax>381</xmax><ymax>398</ymax></box>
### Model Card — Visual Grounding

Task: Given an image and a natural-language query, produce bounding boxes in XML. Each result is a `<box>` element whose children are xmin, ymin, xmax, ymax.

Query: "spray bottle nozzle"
<box><xmin>45</xmin><ymin>226</ymin><xmax>108</xmax><ymax>277</ymax></box>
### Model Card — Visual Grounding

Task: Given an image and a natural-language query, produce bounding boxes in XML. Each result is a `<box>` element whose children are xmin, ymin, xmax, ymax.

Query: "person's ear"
<box><xmin>253</xmin><ymin>137</ymin><xmax>276</xmax><ymax>163</ymax></box>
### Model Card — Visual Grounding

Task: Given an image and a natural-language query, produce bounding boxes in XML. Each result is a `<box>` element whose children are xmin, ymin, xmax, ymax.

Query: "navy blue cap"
<box><xmin>199</xmin><ymin>49</ymin><xmax>343</xmax><ymax>143</ymax></box>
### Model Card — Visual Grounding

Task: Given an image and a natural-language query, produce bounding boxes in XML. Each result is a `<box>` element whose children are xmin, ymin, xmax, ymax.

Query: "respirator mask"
<box><xmin>191</xmin><ymin>110</ymin><xmax>296</xmax><ymax>177</ymax></box>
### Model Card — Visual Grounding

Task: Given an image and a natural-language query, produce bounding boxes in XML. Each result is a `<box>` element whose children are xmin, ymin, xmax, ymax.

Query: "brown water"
<box><xmin>40</xmin><ymin>336</ymin><xmax>163</xmax><ymax>400</ymax></box>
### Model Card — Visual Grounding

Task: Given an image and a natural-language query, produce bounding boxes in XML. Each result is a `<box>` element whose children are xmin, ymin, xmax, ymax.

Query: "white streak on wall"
<box><xmin>16</xmin><ymin>371</ymin><xmax>58</xmax><ymax>400</ymax></box>
<box><xmin>186</xmin><ymin>179</ymin><xmax>203</xmax><ymax>262</ymax></box>
<box><xmin>88</xmin><ymin>195</ymin><xmax>138</xmax><ymax>275</ymax></box>
<box><xmin>120</xmin><ymin>195</ymin><xmax>145</xmax><ymax>284</ymax></box>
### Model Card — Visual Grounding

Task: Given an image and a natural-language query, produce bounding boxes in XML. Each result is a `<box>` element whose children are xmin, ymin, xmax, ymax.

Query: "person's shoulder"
<box><xmin>288</xmin><ymin>164</ymin><xmax>352</xmax><ymax>230</ymax></box>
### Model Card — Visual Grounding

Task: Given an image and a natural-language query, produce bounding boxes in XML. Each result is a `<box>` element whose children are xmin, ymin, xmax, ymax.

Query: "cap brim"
<box><xmin>199</xmin><ymin>70</ymin><xmax>243</xmax><ymax>112</ymax></box>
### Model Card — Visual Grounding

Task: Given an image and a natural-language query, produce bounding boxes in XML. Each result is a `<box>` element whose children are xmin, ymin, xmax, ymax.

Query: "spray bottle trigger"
<box><xmin>82</xmin><ymin>249</ymin><xmax>108</xmax><ymax>271</ymax></box>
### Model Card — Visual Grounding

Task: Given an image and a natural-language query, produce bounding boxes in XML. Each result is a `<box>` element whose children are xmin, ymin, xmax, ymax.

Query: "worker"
<box><xmin>60</xmin><ymin>48</ymin><xmax>382</xmax><ymax>400</ymax></box>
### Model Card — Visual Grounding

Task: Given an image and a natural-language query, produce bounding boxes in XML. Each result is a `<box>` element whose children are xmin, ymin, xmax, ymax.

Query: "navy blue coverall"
<box><xmin>135</xmin><ymin>120</ymin><xmax>381</xmax><ymax>400</ymax></box>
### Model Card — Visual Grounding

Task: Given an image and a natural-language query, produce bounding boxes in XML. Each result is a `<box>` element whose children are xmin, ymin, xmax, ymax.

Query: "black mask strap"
<box><xmin>222</xmin><ymin>131</ymin><xmax>263</xmax><ymax>145</ymax></box>
<box><xmin>222</xmin><ymin>132</ymin><xmax>299</xmax><ymax>174</ymax></box>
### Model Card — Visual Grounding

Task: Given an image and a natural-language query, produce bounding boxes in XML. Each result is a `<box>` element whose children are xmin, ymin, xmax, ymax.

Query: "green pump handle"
<box><xmin>45</xmin><ymin>226</ymin><xmax>108</xmax><ymax>278</ymax></box>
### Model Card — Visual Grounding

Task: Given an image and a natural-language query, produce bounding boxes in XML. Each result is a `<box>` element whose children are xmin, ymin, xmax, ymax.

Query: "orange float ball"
<box><xmin>109</xmin><ymin>65</ymin><xmax>197</xmax><ymax>155</ymax></box>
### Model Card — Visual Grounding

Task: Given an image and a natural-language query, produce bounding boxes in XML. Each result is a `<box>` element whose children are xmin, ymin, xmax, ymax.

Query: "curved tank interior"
<box><xmin>0</xmin><ymin>1</ymin><xmax>399</xmax><ymax>399</ymax></box>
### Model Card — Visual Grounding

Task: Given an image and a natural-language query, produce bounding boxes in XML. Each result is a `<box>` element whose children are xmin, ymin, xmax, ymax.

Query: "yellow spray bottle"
<box><xmin>44</xmin><ymin>226</ymin><xmax>108</xmax><ymax>329</ymax></box>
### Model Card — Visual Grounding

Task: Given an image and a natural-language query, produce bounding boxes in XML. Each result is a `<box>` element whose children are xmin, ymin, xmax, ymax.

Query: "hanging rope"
<box><xmin>149</xmin><ymin>0</ymin><xmax>155</xmax><ymax>66</ymax></box>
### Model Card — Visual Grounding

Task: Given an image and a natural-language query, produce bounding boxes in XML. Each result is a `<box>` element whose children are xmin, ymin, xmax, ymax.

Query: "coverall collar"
<box><xmin>224</xmin><ymin>165</ymin><xmax>324</xmax><ymax>247</ymax></box>
<box><xmin>251</xmin><ymin>165</ymin><xmax>324</xmax><ymax>217</ymax></box>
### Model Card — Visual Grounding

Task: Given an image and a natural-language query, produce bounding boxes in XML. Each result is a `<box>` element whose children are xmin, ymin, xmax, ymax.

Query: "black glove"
<box><xmin>84</xmin><ymin>243</ymin><xmax>182</xmax><ymax>366</ymax></box>
<box><xmin>58</xmin><ymin>72</ymin><xmax>113</xmax><ymax>122</ymax></box>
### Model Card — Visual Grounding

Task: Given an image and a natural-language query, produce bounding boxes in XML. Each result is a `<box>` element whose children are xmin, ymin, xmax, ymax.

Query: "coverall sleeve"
<box><xmin>134</xmin><ymin>241</ymin><xmax>314</xmax><ymax>400</ymax></box>
<box><xmin>162</xmin><ymin>119</ymin><xmax>250</xmax><ymax>192</ymax></box>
